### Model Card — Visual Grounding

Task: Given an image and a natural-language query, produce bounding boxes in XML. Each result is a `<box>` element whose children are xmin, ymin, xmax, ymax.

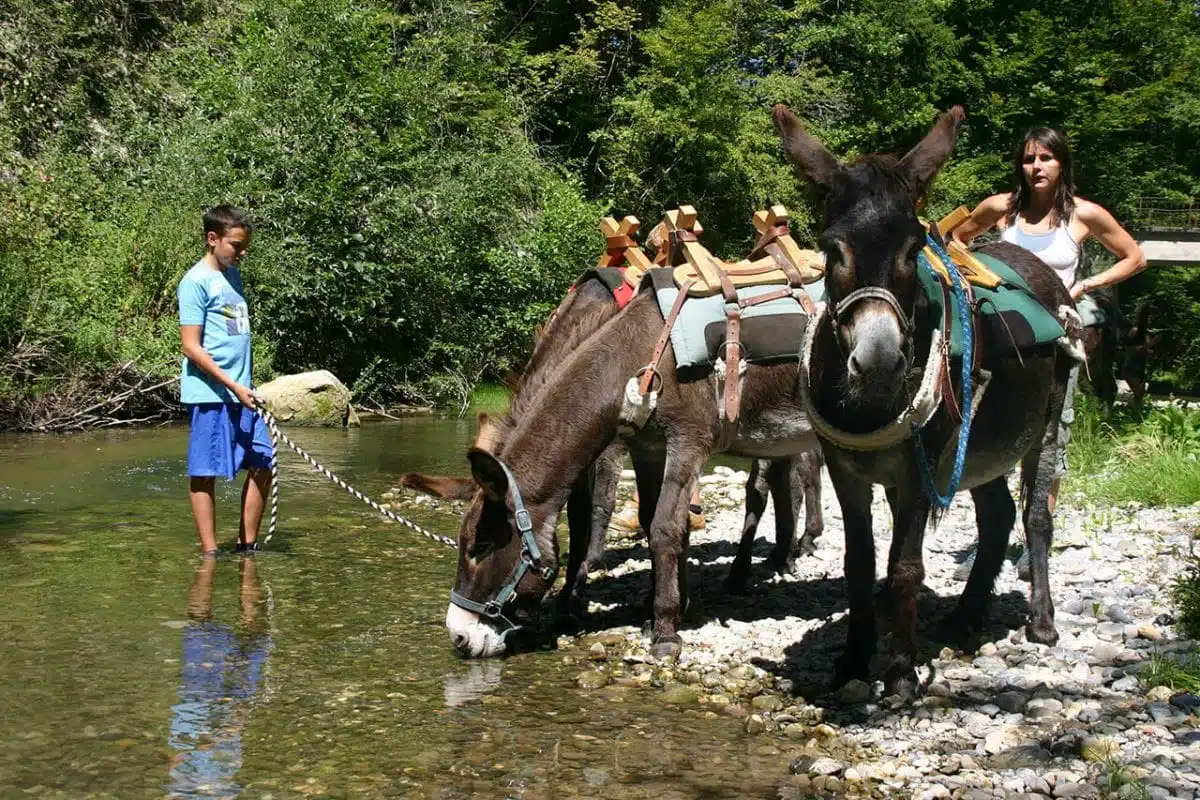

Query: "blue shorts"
<box><xmin>187</xmin><ymin>403</ymin><xmax>274</xmax><ymax>480</ymax></box>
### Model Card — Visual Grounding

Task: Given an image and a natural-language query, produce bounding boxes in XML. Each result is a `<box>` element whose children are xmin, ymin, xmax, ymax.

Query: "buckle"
<box><xmin>482</xmin><ymin>600</ymin><xmax>502</xmax><ymax>617</ymax></box>
<box><xmin>514</xmin><ymin>508</ymin><xmax>532</xmax><ymax>533</ymax></box>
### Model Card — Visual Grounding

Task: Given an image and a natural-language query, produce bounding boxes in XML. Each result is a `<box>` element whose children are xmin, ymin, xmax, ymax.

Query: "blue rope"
<box><xmin>914</xmin><ymin>235</ymin><xmax>975</xmax><ymax>509</ymax></box>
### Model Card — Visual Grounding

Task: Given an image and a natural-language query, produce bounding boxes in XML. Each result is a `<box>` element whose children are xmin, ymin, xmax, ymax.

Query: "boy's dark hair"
<box><xmin>202</xmin><ymin>205</ymin><xmax>253</xmax><ymax>240</ymax></box>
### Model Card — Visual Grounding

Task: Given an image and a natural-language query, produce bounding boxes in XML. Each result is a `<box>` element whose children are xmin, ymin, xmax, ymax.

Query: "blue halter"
<box><xmin>449</xmin><ymin>458</ymin><xmax>558</xmax><ymax>636</ymax></box>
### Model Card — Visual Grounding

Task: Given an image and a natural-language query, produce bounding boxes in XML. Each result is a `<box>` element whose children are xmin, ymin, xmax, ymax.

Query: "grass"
<box><xmin>1065</xmin><ymin>396</ymin><xmax>1200</xmax><ymax>507</ymax></box>
<box><xmin>1140</xmin><ymin>651</ymin><xmax>1200</xmax><ymax>694</ymax></box>
<box><xmin>466</xmin><ymin>383</ymin><xmax>513</xmax><ymax>416</ymax></box>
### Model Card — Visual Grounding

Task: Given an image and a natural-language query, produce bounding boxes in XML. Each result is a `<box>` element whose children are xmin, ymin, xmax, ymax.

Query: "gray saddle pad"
<box><xmin>642</xmin><ymin>268</ymin><xmax>826</xmax><ymax>382</ymax></box>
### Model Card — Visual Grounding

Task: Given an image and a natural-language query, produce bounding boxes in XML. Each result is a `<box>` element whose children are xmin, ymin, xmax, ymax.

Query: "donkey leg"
<box><xmin>556</xmin><ymin>443</ymin><xmax>624</xmax><ymax>622</ymax></box>
<box><xmin>766</xmin><ymin>458</ymin><xmax>801</xmax><ymax>575</ymax></box>
<box><xmin>726</xmin><ymin>458</ymin><xmax>771</xmax><ymax>593</ymax></box>
<box><xmin>793</xmin><ymin>448</ymin><xmax>825</xmax><ymax>558</ymax></box>
<box><xmin>557</xmin><ymin>465</ymin><xmax>596</xmax><ymax>623</ymax></box>
<box><xmin>642</xmin><ymin>446</ymin><xmax>702</xmax><ymax>660</ymax></box>
<box><xmin>630</xmin><ymin>449</ymin><xmax>664</xmax><ymax>627</ymax></box>
<box><xmin>882</xmin><ymin>480</ymin><xmax>932</xmax><ymax>701</ymax></box>
<box><xmin>936</xmin><ymin>476</ymin><xmax>1014</xmax><ymax>646</ymax></box>
<box><xmin>1021</xmin><ymin>445</ymin><xmax>1059</xmax><ymax>645</ymax></box>
<box><xmin>826</xmin><ymin>454</ymin><xmax>876</xmax><ymax>687</ymax></box>
<box><xmin>1021</xmin><ymin>355</ymin><xmax>1070</xmax><ymax>646</ymax></box>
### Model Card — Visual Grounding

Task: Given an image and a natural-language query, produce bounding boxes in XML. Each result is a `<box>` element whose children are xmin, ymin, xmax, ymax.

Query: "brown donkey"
<box><xmin>774</xmin><ymin>104</ymin><xmax>1073</xmax><ymax>699</ymax></box>
<box><xmin>405</xmin><ymin>270</ymin><xmax>825</xmax><ymax>622</ymax></box>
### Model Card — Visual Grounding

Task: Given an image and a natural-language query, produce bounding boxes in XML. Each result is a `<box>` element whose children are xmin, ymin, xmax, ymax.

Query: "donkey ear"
<box><xmin>772</xmin><ymin>103</ymin><xmax>843</xmax><ymax>193</ymax></box>
<box><xmin>399</xmin><ymin>472</ymin><xmax>478</xmax><ymax>501</ymax></box>
<box><xmin>899</xmin><ymin>106</ymin><xmax>965</xmax><ymax>195</ymax></box>
<box><xmin>468</xmin><ymin>448</ymin><xmax>509</xmax><ymax>504</ymax></box>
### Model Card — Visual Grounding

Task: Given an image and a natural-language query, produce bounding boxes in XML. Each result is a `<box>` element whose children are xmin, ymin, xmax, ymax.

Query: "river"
<box><xmin>0</xmin><ymin>417</ymin><xmax>799</xmax><ymax>798</ymax></box>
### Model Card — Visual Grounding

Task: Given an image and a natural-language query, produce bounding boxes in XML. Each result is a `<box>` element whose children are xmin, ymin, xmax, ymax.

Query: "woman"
<box><xmin>952</xmin><ymin>126</ymin><xmax>1146</xmax><ymax>578</ymax></box>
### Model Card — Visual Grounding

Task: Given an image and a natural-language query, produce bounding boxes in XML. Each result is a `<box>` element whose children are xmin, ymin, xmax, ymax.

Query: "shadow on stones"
<box><xmin>532</xmin><ymin>533</ymin><xmax>1034</xmax><ymax>702</ymax></box>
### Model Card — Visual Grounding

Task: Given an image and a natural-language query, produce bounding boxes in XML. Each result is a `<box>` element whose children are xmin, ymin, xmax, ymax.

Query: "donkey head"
<box><xmin>774</xmin><ymin>104</ymin><xmax>964</xmax><ymax>405</ymax></box>
<box><xmin>444</xmin><ymin>446</ymin><xmax>559</xmax><ymax>658</ymax></box>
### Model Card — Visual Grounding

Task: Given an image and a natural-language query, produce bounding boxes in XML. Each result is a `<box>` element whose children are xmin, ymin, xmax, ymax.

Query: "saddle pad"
<box><xmin>917</xmin><ymin>251</ymin><xmax>1065</xmax><ymax>359</ymax></box>
<box><xmin>643</xmin><ymin>269</ymin><xmax>826</xmax><ymax>381</ymax></box>
<box><xmin>575</xmin><ymin>267</ymin><xmax>636</xmax><ymax>308</ymax></box>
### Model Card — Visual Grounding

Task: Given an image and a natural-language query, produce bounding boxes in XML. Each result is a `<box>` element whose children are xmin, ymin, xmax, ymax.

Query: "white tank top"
<box><xmin>999</xmin><ymin>216</ymin><xmax>1081</xmax><ymax>288</ymax></box>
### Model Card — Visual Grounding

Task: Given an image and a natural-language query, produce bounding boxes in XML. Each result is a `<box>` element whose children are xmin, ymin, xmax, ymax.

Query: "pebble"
<box><xmin>562</xmin><ymin>469</ymin><xmax>1200</xmax><ymax>798</ymax></box>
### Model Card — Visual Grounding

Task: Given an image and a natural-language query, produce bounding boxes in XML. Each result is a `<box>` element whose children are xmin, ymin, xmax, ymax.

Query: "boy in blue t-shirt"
<box><xmin>178</xmin><ymin>206</ymin><xmax>273</xmax><ymax>557</ymax></box>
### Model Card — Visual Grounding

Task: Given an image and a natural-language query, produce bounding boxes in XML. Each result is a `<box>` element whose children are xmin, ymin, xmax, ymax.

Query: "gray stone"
<box><xmin>1147</xmin><ymin>701</ymin><xmax>1186</xmax><ymax>727</ymax></box>
<box><xmin>1169</xmin><ymin>691</ymin><xmax>1200</xmax><ymax>714</ymax></box>
<box><xmin>1025</xmin><ymin>698</ymin><xmax>1064</xmax><ymax>719</ymax></box>
<box><xmin>996</xmin><ymin>691</ymin><xmax>1029</xmax><ymax>713</ymax></box>
<box><xmin>576</xmin><ymin>670</ymin><xmax>610</xmax><ymax>689</ymax></box>
<box><xmin>834</xmin><ymin>679</ymin><xmax>871</xmax><ymax>705</ymax></box>
<box><xmin>974</xmin><ymin>655</ymin><xmax>1009</xmax><ymax>672</ymax></box>
<box><xmin>810</xmin><ymin>758</ymin><xmax>845</xmax><ymax>776</ymax></box>
<box><xmin>256</xmin><ymin>370</ymin><xmax>360</xmax><ymax>427</ymax></box>
<box><xmin>661</xmin><ymin>683</ymin><xmax>699</xmax><ymax>704</ymax></box>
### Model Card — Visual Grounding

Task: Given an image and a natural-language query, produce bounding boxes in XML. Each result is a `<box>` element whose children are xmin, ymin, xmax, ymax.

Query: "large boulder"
<box><xmin>256</xmin><ymin>370</ymin><xmax>361</xmax><ymax>427</ymax></box>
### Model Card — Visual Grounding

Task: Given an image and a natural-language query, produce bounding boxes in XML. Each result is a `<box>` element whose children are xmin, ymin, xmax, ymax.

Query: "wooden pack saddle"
<box><xmin>634</xmin><ymin>205</ymin><xmax>825</xmax><ymax>424</ymax></box>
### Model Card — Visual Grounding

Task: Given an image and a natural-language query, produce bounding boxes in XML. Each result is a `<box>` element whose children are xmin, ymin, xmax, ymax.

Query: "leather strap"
<box><xmin>938</xmin><ymin>278</ymin><xmax>963</xmax><ymax>424</ymax></box>
<box><xmin>724</xmin><ymin>306</ymin><xmax>743</xmax><ymax>422</ymax></box>
<box><xmin>639</xmin><ymin>279</ymin><xmax>695</xmax><ymax>395</ymax></box>
<box><xmin>740</xmin><ymin>287</ymin><xmax>795</xmax><ymax>307</ymax></box>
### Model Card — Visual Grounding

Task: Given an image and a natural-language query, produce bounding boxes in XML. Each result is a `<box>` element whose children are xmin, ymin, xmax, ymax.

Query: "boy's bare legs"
<box><xmin>189</xmin><ymin>477</ymin><xmax>219</xmax><ymax>553</ymax></box>
<box><xmin>238</xmin><ymin>467</ymin><xmax>272</xmax><ymax>546</ymax></box>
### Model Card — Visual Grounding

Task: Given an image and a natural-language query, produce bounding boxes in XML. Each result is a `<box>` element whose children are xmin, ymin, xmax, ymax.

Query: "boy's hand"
<box><xmin>234</xmin><ymin>385</ymin><xmax>258</xmax><ymax>410</ymax></box>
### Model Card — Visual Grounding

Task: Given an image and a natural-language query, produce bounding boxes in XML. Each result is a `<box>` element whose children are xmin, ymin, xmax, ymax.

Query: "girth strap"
<box><xmin>639</xmin><ymin>278</ymin><xmax>695</xmax><ymax>396</ymax></box>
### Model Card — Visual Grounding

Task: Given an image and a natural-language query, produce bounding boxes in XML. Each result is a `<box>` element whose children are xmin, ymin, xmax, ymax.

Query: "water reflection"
<box><xmin>167</xmin><ymin>558</ymin><xmax>273</xmax><ymax>799</ymax></box>
<box><xmin>443</xmin><ymin>660</ymin><xmax>503</xmax><ymax>708</ymax></box>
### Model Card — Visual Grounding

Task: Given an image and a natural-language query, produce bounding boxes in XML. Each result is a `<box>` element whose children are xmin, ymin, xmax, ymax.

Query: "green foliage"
<box><xmin>1140</xmin><ymin>650</ymin><xmax>1200</xmax><ymax>694</ymax></box>
<box><xmin>1067</xmin><ymin>398</ymin><xmax>1200</xmax><ymax>506</ymax></box>
<box><xmin>2</xmin><ymin>0</ymin><xmax>1200</xmax><ymax>423</ymax></box>
<box><xmin>1174</xmin><ymin>558</ymin><xmax>1200</xmax><ymax>642</ymax></box>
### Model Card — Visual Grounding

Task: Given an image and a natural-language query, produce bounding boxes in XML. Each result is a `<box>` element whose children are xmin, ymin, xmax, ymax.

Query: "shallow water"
<box><xmin>0</xmin><ymin>419</ymin><xmax>797</xmax><ymax>798</ymax></box>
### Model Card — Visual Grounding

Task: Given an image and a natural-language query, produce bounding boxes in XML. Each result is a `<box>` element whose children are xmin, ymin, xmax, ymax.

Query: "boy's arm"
<box><xmin>181</xmin><ymin>326</ymin><xmax>257</xmax><ymax>410</ymax></box>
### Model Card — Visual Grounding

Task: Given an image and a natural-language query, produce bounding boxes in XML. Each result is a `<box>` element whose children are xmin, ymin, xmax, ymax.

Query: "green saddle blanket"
<box><xmin>918</xmin><ymin>251</ymin><xmax>1065</xmax><ymax>359</ymax></box>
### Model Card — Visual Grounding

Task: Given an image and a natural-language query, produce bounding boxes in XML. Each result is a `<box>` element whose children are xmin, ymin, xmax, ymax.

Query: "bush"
<box><xmin>1066</xmin><ymin>398</ymin><xmax>1200</xmax><ymax>507</ymax></box>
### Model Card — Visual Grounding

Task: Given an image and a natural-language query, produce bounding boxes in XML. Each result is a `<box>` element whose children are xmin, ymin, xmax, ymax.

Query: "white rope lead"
<box><xmin>257</xmin><ymin>405</ymin><xmax>459</xmax><ymax>550</ymax></box>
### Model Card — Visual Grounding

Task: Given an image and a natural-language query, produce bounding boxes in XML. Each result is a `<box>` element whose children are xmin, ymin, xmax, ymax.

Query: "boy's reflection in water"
<box><xmin>167</xmin><ymin>558</ymin><xmax>273</xmax><ymax>798</ymax></box>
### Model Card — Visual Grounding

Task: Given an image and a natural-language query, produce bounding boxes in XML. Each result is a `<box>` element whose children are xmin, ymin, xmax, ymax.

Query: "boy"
<box><xmin>179</xmin><ymin>205</ymin><xmax>273</xmax><ymax>557</ymax></box>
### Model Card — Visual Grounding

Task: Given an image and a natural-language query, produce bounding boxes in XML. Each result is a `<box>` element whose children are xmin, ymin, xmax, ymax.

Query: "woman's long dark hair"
<box><xmin>1007</xmin><ymin>126</ymin><xmax>1076</xmax><ymax>227</ymax></box>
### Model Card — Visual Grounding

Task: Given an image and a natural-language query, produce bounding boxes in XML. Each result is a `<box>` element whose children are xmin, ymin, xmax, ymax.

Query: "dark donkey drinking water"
<box><xmin>404</xmin><ymin>263</ymin><xmax>824</xmax><ymax>644</ymax></box>
<box><xmin>774</xmin><ymin>103</ymin><xmax>1074</xmax><ymax>699</ymax></box>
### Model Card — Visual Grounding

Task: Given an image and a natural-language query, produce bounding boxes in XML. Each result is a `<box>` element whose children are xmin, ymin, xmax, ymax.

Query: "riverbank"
<box><xmin>555</xmin><ymin>469</ymin><xmax>1200</xmax><ymax>798</ymax></box>
<box><xmin>395</xmin><ymin>465</ymin><xmax>1200</xmax><ymax>798</ymax></box>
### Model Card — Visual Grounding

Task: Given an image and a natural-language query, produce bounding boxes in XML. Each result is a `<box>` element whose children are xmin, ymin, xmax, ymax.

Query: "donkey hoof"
<box><xmin>796</xmin><ymin>531</ymin><xmax>821</xmax><ymax>558</ymax></box>
<box><xmin>1025</xmin><ymin>621</ymin><xmax>1059</xmax><ymax>647</ymax></box>
<box><xmin>883</xmin><ymin>668</ymin><xmax>921</xmax><ymax>705</ymax></box>
<box><xmin>767</xmin><ymin>552</ymin><xmax>800</xmax><ymax>576</ymax></box>
<box><xmin>934</xmin><ymin>611</ymin><xmax>979</xmax><ymax>648</ymax></box>
<box><xmin>650</xmin><ymin>640</ymin><xmax>682</xmax><ymax>661</ymax></box>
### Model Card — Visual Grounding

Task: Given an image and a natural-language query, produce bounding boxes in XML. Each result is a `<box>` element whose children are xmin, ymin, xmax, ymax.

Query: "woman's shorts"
<box><xmin>187</xmin><ymin>403</ymin><xmax>273</xmax><ymax>480</ymax></box>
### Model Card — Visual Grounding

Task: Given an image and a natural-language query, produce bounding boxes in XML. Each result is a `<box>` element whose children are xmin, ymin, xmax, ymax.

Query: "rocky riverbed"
<box><xmin>395</xmin><ymin>468</ymin><xmax>1200</xmax><ymax>799</ymax></box>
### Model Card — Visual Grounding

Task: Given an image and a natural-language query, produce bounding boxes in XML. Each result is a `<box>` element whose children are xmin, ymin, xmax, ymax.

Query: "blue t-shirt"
<box><xmin>178</xmin><ymin>261</ymin><xmax>252</xmax><ymax>405</ymax></box>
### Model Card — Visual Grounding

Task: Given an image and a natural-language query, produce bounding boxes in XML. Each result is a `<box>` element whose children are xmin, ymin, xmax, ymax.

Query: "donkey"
<box><xmin>404</xmin><ymin>272</ymin><xmax>824</xmax><ymax>622</ymax></box>
<box><xmin>773</xmin><ymin>103</ymin><xmax>1073</xmax><ymax>698</ymax></box>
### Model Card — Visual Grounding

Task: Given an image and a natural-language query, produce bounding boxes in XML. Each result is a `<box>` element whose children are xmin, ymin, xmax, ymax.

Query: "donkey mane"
<box><xmin>497</xmin><ymin>286</ymin><xmax>623</xmax><ymax>440</ymax></box>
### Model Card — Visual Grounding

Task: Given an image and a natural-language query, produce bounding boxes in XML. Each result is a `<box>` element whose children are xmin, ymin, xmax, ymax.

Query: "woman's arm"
<box><xmin>1070</xmin><ymin>199</ymin><xmax>1147</xmax><ymax>300</ymax></box>
<box><xmin>950</xmin><ymin>193</ymin><xmax>1010</xmax><ymax>246</ymax></box>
